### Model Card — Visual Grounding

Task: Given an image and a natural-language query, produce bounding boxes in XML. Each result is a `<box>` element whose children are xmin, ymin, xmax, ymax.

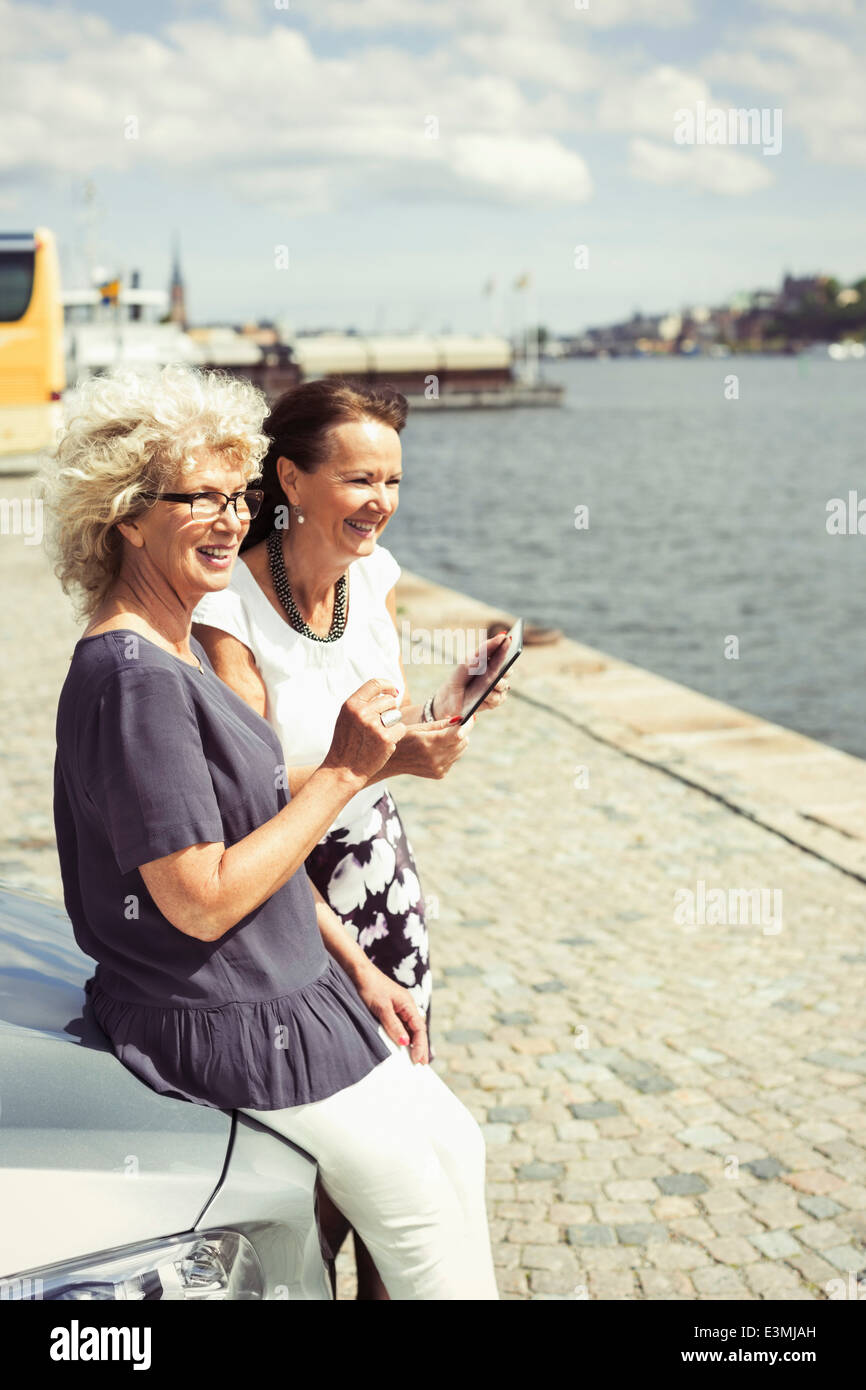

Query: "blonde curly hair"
<box><xmin>41</xmin><ymin>365</ymin><xmax>270</xmax><ymax>617</ymax></box>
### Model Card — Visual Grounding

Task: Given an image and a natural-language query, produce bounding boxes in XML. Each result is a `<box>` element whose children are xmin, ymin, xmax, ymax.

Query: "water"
<box><xmin>388</xmin><ymin>355</ymin><xmax>866</xmax><ymax>759</ymax></box>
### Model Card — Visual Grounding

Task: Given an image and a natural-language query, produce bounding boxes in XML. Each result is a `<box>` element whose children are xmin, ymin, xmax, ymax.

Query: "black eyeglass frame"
<box><xmin>140</xmin><ymin>489</ymin><xmax>265</xmax><ymax>520</ymax></box>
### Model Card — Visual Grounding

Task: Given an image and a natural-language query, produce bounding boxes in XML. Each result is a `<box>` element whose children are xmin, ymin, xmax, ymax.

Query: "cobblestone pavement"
<box><xmin>1</xmin><ymin>479</ymin><xmax>865</xmax><ymax>1301</ymax></box>
<box><xmin>369</xmin><ymin>680</ymin><xmax>866</xmax><ymax>1300</ymax></box>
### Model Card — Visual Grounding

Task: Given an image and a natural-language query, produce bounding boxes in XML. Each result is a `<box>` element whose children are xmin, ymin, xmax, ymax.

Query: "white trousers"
<box><xmin>240</xmin><ymin>1027</ymin><xmax>499</xmax><ymax>1301</ymax></box>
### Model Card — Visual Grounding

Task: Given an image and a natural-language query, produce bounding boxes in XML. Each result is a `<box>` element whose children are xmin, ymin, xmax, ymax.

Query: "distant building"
<box><xmin>239</xmin><ymin>321</ymin><xmax>279</xmax><ymax>347</ymax></box>
<box><xmin>778</xmin><ymin>273</ymin><xmax>827</xmax><ymax>314</ymax></box>
<box><xmin>169</xmin><ymin>238</ymin><xmax>187</xmax><ymax>329</ymax></box>
<box><xmin>750</xmin><ymin>290</ymin><xmax>778</xmax><ymax>311</ymax></box>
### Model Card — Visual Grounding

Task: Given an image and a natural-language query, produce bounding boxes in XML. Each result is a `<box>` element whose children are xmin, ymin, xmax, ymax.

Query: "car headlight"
<box><xmin>2</xmin><ymin>1230</ymin><xmax>264</xmax><ymax>1300</ymax></box>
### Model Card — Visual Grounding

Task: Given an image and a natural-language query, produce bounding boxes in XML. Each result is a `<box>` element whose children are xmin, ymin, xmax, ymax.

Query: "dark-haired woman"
<box><xmin>192</xmin><ymin>378</ymin><xmax>510</xmax><ymax>1298</ymax></box>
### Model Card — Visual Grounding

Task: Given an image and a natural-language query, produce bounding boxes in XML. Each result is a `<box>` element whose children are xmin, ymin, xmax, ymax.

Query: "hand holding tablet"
<box><xmin>458</xmin><ymin>619</ymin><xmax>524</xmax><ymax>726</ymax></box>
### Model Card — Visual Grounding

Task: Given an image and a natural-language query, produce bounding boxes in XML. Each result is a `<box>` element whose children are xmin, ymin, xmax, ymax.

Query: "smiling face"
<box><xmin>278</xmin><ymin>417</ymin><xmax>402</xmax><ymax>565</ymax></box>
<box><xmin>120</xmin><ymin>450</ymin><xmax>252</xmax><ymax>609</ymax></box>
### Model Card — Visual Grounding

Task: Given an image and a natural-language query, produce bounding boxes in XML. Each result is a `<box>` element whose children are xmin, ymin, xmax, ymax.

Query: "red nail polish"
<box><xmin>449</xmin><ymin>716</ymin><xmax>461</xmax><ymax>724</ymax></box>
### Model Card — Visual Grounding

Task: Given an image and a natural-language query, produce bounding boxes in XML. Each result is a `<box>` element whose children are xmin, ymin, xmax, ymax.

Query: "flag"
<box><xmin>513</xmin><ymin>272</ymin><xmax>532</xmax><ymax>291</ymax></box>
<box><xmin>99</xmin><ymin>279</ymin><xmax>121</xmax><ymax>304</ymax></box>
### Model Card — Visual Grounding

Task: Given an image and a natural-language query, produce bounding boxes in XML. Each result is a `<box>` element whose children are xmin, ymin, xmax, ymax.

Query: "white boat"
<box><xmin>802</xmin><ymin>340</ymin><xmax>865</xmax><ymax>361</ymax></box>
<box><xmin>828</xmin><ymin>340</ymin><xmax>865</xmax><ymax>361</ymax></box>
<box><xmin>63</xmin><ymin>285</ymin><xmax>202</xmax><ymax>384</ymax></box>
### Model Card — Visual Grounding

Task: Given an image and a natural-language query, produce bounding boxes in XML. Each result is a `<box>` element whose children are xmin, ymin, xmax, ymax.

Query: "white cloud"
<box><xmin>572</xmin><ymin>0</ymin><xmax>696</xmax><ymax>28</ymax></box>
<box><xmin>298</xmin><ymin>0</ymin><xmax>454</xmax><ymax>29</ymax></box>
<box><xmin>304</xmin><ymin>0</ymin><xmax>696</xmax><ymax>29</ymax></box>
<box><xmin>598</xmin><ymin>65</ymin><xmax>711</xmax><ymax>137</ymax></box>
<box><xmin>0</xmin><ymin>5</ymin><xmax>594</xmax><ymax>208</ymax></box>
<box><xmin>450</xmin><ymin>133</ymin><xmax>592</xmax><ymax>203</ymax></box>
<box><xmin>457</xmin><ymin>31</ymin><xmax>606</xmax><ymax>93</ymax></box>
<box><xmin>700</xmin><ymin>52</ymin><xmax>795</xmax><ymax>91</ymax></box>
<box><xmin>218</xmin><ymin>0</ymin><xmax>272</xmax><ymax>22</ymax></box>
<box><xmin>702</xmin><ymin>22</ymin><xmax>866</xmax><ymax>168</ymax></box>
<box><xmin>0</xmin><ymin>0</ymin><xmax>111</xmax><ymax>53</ymax></box>
<box><xmin>758</xmin><ymin>0</ymin><xmax>857</xmax><ymax>14</ymax></box>
<box><xmin>748</xmin><ymin>22</ymin><xmax>857</xmax><ymax>67</ymax></box>
<box><xmin>3</xmin><ymin>0</ymin><xmax>864</xmax><ymax>227</ymax></box>
<box><xmin>628</xmin><ymin>137</ymin><xmax>775</xmax><ymax>194</ymax></box>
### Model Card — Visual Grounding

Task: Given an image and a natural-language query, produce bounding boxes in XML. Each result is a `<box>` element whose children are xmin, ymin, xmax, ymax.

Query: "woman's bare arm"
<box><xmin>385</xmin><ymin>585</ymin><xmax>422</xmax><ymax>719</ymax></box>
<box><xmin>192</xmin><ymin>622</ymin><xmax>268</xmax><ymax>719</ymax></box>
<box><xmin>137</xmin><ymin>679</ymin><xmax>404</xmax><ymax>943</ymax></box>
<box><xmin>192</xmin><ymin>623</ymin><xmax>319</xmax><ymax>795</ymax></box>
<box><xmin>193</xmin><ymin>609</ymin><xmax>464</xmax><ymax>804</ymax></box>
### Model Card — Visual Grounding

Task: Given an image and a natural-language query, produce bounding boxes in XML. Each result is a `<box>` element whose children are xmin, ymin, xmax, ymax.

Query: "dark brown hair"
<box><xmin>242</xmin><ymin>377</ymin><xmax>409</xmax><ymax>550</ymax></box>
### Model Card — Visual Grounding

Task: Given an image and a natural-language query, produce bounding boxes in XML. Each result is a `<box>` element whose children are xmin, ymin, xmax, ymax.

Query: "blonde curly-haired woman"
<box><xmin>42</xmin><ymin>365</ymin><xmax>498</xmax><ymax>1301</ymax></box>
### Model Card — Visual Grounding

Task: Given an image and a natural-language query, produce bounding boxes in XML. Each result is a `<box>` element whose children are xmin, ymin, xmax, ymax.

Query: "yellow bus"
<box><xmin>0</xmin><ymin>228</ymin><xmax>65</xmax><ymax>458</ymax></box>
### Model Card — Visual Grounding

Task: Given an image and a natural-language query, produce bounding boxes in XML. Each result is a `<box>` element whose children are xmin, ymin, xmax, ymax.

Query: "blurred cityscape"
<box><xmin>7</xmin><ymin>226</ymin><xmax>866</xmax><ymax>466</ymax></box>
<box><xmin>157</xmin><ymin>259</ymin><xmax>866</xmax><ymax>363</ymax></box>
<box><xmin>64</xmin><ymin>254</ymin><xmax>866</xmax><ymax>411</ymax></box>
<box><xmin>546</xmin><ymin>273</ymin><xmax>866</xmax><ymax>360</ymax></box>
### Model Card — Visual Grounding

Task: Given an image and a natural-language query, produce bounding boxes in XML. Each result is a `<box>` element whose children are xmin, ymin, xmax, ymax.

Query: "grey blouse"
<box><xmin>53</xmin><ymin>630</ymin><xmax>390</xmax><ymax>1111</ymax></box>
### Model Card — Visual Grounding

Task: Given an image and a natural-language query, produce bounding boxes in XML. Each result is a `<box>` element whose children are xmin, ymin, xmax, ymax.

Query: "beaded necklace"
<box><xmin>266</xmin><ymin>529</ymin><xmax>347</xmax><ymax>642</ymax></box>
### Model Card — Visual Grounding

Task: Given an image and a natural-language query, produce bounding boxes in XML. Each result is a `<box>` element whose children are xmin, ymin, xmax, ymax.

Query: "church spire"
<box><xmin>169</xmin><ymin>235</ymin><xmax>187</xmax><ymax>328</ymax></box>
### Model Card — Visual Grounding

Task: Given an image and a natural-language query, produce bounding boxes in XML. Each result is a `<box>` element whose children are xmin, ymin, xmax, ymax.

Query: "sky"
<box><xmin>2</xmin><ymin>0</ymin><xmax>865</xmax><ymax>334</ymax></box>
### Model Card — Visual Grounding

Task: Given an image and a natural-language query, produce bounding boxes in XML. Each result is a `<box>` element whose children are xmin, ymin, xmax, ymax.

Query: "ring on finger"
<box><xmin>380</xmin><ymin>708</ymin><xmax>404</xmax><ymax>728</ymax></box>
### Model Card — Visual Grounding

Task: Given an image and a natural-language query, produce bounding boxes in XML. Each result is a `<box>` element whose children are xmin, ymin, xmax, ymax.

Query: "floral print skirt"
<box><xmin>305</xmin><ymin>789</ymin><xmax>434</xmax><ymax>1056</ymax></box>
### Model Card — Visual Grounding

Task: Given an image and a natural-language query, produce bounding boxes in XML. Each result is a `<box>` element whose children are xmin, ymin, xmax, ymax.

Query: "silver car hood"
<box><xmin>0</xmin><ymin>883</ymin><xmax>233</xmax><ymax>1276</ymax></box>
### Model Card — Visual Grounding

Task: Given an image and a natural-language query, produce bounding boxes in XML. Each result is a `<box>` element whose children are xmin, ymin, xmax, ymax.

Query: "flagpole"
<box><xmin>528</xmin><ymin>283</ymin><xmax>539</xmax><ymax>385</ymax></box>
<box><xmin>513</xmin><ymin>272</ymin><xmax>534</xmax><ymax>383</ymax></box>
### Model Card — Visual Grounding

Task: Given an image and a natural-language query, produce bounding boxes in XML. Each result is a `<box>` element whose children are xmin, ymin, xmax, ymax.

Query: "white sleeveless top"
<box><xmin>193</xmin><ymin>544</ymin><xmax>404</xmax><ymax>830</ymax></box>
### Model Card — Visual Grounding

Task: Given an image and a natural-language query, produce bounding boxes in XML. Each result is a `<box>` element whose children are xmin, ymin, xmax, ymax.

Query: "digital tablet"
<box><xmin>459</xmin><ymin>618</ymin><xmax>523</xmax><ymax>725</ymax></box>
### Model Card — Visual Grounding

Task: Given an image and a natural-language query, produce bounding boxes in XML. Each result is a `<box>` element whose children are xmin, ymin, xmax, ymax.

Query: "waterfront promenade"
<box><xmin>1</xmin><ymin>475</ymin><xmax>864</xmax><ymax>1300</ymax></box>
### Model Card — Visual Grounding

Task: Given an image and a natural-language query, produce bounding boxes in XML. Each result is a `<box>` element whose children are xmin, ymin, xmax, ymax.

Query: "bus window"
<box><xmin>0</xmin><ymin>248</ymin><xmax>36</xmax><ymax>322</ymax></box>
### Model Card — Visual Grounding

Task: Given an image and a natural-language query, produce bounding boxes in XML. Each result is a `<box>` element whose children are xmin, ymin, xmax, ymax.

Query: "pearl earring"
<box><xmin>293</xmin><ymin>505</ymin><xmax>305</xmax><ymax>524</ymax></box>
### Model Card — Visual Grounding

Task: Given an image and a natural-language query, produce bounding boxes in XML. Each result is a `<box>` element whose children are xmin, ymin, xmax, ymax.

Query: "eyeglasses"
<box><xmin>141</xmin><ymin>489</ymin><xmax>265</xmax><ymax>522</ymax></box>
